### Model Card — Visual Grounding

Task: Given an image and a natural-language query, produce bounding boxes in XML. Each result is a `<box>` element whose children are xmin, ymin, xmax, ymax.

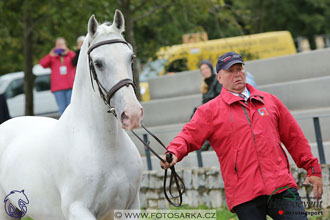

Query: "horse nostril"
<box><xmin>121</xmin><ymin>112</ymin><xmax>129</xmax><ymax>126</ymax></box>
<box><xmin>140</xmin><ymin>108</ymin><xmax>144</xmax><ymax>118</ymax></box>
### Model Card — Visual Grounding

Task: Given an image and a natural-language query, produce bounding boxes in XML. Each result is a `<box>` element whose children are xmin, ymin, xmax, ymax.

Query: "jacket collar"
<box><xmin>220</xmin><ymin>83</ymin><xmax>264</xmax><ymax>105</ymax></box>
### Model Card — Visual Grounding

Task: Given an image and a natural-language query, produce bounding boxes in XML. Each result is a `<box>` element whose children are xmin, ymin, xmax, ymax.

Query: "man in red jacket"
<box><xmin>160</xmin><ymin>52</ymin><xmax>323</xmax><ymax>220</ymax></box>
<box><xmin>40</xmin><ymin>37</ymin><xmax>76</xmax><ymax>115</ymax></box>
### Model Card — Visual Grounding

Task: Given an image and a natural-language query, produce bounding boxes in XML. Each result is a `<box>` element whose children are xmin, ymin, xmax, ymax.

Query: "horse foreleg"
<box><xmin>99</xmin><ymin>194</ymin><xmax>141</xmax><ymax>220</ymax></box>
<box><xmin>0</xmin><ymin>209</ymin><xmax>21</xmax><ymax>220</ymax></box>
<box><xmin>63</xmin><ymin>202</ymin><xmax>97</xmax><ymax>220</ymax></box>
<box><xmin>128</xmin><ymin>193</ymin><xmax>140</xmax><ymax>210</ymax></box>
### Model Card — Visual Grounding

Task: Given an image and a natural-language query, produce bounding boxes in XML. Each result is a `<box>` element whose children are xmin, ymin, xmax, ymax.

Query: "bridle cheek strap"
<box><xmin>87</xmin><ymin>39</ymin><xmax>136</xmax><ymax>115</ymax></box>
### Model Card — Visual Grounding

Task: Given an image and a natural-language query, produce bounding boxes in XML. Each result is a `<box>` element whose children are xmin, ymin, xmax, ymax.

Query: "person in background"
<box><xmin>72</xmin><ymin>35</ymin><xmax>85</xmax><ymax>67</ymax></box>
<box><xmin>161</xmin><ymin>51</ymin><xmax>322</xmax><ymax>220</ymax></box>
<box><xmin>199</xmin><ymin>60</ymin><xmax>222</xmax><ymax>104</ymax></box>
<box><xmin>246</xmin><ymin>71</ymin><xmax>257</xmax><ymax>88</ymax></box>
<box><xmin>40</xmin><ymin>37</ymin><xmax>76</xmax><ymax>115</ymax></box>
<box><xmin>198</xmin><ymin>60</ymin><xmax>222</xmax><ymax>150</ymax></box>
<box><xmin>0</xmin><ymin>90</ymin><xmax>10</xmax><ymax>124</ymax></box>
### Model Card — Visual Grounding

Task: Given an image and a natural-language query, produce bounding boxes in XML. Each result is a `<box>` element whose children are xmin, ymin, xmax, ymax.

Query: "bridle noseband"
<box><xmin>87</xmin><ymin>39</ymin><xmax>136</xmax><ymax>116</ymax></box>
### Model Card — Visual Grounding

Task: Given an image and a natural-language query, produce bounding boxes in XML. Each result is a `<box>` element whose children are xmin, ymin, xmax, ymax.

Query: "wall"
<box><xmin>140</xmin><ymin>165</ymin><xmax>330</xmax><ymax>210</ymax></box>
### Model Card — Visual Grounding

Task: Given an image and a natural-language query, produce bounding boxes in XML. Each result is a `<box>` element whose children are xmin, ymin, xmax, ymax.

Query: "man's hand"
<box><xmin>160</xmin><ymin>153</ymin><xmax>178</xmax><ymax>169</ymax></box>
<box><xmin>303</xmin><ymin>176</ymin><xmax>323</xmax><ymax>199</ymax></box>
<box><xmin>62</xmin><ymin>48</ymin><xmax>69</xmax><ymax>56</ymax></box>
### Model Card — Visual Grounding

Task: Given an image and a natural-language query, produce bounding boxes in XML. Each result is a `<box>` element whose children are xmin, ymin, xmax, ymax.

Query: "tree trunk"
<box><xmin>23</xmin><ymin>2</ymin><xmax>35</xmax><ymax>115</ymax></box>
<box><xmin>121</xmin><ymin>4</ymin><xmax>142</xmax><ymax>101</ymax></box>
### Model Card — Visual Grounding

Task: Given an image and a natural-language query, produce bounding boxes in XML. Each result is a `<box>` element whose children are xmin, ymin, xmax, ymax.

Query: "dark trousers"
<box><xmin>234</xmin><ymin>188</ymin><xmax>307</xmax><ymax>220</ymax></box>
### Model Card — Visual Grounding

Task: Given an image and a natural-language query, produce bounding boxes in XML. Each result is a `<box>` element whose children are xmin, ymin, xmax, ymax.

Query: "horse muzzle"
<box><xmin>120</xmin><ymin>106</ymin><xmax>143</xmax><ymax>130</ymax></box>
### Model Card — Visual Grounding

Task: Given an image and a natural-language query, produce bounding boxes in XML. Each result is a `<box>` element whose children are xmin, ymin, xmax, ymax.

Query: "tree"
<box><xmin>4</xmin><ymin>0</ymin><xmax>330</xmax><ymax>115</ymax></box>
<box><xmin>114</xmin><ymin>0</ymin><xmax>174</xmax><ymax>101</ymax></box>
<box><xmin>0</xmin><ymin>0</ymin><xmax>229</xmax><ymax>106</ymax></box>
<box><xmin>97</xmin><ymin>0</ymin><xmax>216</xmax><ymax>100</ymax></box>
<box><xmin>0</xmin><ymin>0</ymin><xmax>109</xmax><ymax>115</ymax></box>
<box><xmin>23</xmin><ymin>1</ymin><xmax>35</xmax><ymax>115</ymax></box>
<box><xmin>231</xmin><ymin>0</ymin><xmax>330</xmax><ymax>38</ymax></box>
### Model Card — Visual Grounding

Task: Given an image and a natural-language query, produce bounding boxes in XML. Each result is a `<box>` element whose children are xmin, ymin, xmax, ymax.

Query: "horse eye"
<box><xmin>94</xmin><ymin>61</ymin><xmax>103</xmax><ymax>69</ymax></box>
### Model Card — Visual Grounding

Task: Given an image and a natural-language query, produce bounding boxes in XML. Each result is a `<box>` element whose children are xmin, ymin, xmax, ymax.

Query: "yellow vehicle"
<box><xmin>140</xmin><ymin>31</ymin><xmax>296</xmax><ymax>101</ymax></box>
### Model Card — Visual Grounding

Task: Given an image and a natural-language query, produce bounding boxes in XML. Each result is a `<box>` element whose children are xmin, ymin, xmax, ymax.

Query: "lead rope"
<box><xmin>131</xmin><ymin>124</ymin><xmax>186</xmax><ymax>207</ymax></box>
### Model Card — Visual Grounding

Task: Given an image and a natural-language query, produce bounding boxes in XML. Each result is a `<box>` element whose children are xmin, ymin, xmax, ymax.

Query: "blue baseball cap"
<box><xmin>216</xmin><ymin>52</ymin><xmax>244</xmax><ymax>73</ymax></box>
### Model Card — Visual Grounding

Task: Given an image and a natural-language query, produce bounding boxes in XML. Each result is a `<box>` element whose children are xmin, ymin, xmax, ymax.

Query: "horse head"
<box><xmin>86</xmin><ymin>10</ymin><xmax>143</xmax><ymax>130</ymax></box>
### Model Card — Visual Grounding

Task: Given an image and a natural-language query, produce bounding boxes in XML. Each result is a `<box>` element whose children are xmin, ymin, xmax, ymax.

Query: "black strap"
<box><xmin>131</xmin><ymin>124</ymin><xmax>186</xmax><ymax>207</ymax></box>
<box><xmin>106</xmin><ymin>79</ymin><xmax>136</xmax><ymax>104</ymax></box>
<box><xmin>240</xmin><ymin>103</ymin><xmax>257</xmax><ymax>144</ymax></box>
<box><xmin>87</xmin><ymin>39</ymin><xmax>129</xmax><ymax>55</ymax></box>
<box><xmin>87</xmin><ymin>39</ymin><xmax>135</xmax><ymax>114</ymax></box>
<box><xmin>240</xmin><ymin>104</ymin><xmax>251</xmax><ymax>126</ymax></box>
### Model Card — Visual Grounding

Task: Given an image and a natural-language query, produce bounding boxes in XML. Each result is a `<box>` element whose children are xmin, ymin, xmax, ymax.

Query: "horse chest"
<box><xmin>92</xmin><ymin>151</ymin><xmax>143</xmax><ymax>204</ymax></box>
<box><xmin>90</xmin><ymin>164</ymin><xmax>141</xmax><ymax>216</ymax></box>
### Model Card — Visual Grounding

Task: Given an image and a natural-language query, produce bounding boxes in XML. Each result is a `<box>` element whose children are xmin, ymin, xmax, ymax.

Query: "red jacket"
<box><xmin>167</xmin><ymin>84</ymin><xmax>322</xmax><ymax>211</ymax></box>
<box><xmin>39</xmin><ymin>51</ymin><xmax>76</xmax><ymax>92</ymax></box>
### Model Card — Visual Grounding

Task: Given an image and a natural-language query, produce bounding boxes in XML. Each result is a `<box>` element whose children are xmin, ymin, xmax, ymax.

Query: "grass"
<box><xmin>19</xmin><ymin>206</ymin><xmax>329</xmax><ymax>220</ymax></box>
<box><xmin>170</xmin><ymin>205</ymin><xmax>327</xmax><ymax>220</ymax></box>
<box><xmin>21</xmin><ymin>206</ymin><xmax>238</xmax><ymax>220</ymax></box>
<box><xmin>171</xmin><ymin>204</ymin><xmax>238</xmax><ymax>220</ymax></box>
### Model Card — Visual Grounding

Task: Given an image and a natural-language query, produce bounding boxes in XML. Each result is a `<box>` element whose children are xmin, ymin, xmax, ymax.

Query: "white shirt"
<box><xmin>230</xmin><ymin>87</ymin><xmax>250</xmax><ymax>101</ymax></box>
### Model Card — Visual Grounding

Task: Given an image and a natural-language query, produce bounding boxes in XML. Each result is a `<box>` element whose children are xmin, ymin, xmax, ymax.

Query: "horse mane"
<box><xmin>86</xmin><ymin>21</ymin><xmax>124</xmax><ymax>46</ymax></box>
<box><xmin>97</xmin><ymin>22</ymin><xmax>122</xmax><ymax>36</ymax></box>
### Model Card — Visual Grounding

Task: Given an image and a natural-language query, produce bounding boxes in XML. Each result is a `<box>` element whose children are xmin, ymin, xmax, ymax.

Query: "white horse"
<box><xmin>0</xmin><ymin>10</ymin><xmax>143</xmax><ymax>220</ymax></box>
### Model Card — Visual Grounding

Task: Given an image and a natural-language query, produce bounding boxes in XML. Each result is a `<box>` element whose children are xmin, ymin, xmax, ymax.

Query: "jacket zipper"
<box><xmin>235</xmin><ymin>159</ymin><xmax>238</xmax><ymax>180</ymax></box>
<box><xmin>235</xmin><ymin>151</ymin><xmax>238</xmax><ymax>175</ymax></box>
<box><xmin>240</xmin><ymin>103</ymin><xmax>267</xmax><ymax>191</ymax></box>
<box><xmin>279</xmin><ymin>144</ymin><xmax>290</xmax><ymax>171</ymax></box>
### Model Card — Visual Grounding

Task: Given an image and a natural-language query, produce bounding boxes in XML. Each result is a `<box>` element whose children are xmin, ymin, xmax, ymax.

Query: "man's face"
<box><xmin>217</xmin><ymin>63</ymin><xmax>246</xmax><ymax>93</ymax></box>
<box><xmin>55</xmin><ymin>39</ymin><xmax>67</xmax><ymax>50</ymax></box>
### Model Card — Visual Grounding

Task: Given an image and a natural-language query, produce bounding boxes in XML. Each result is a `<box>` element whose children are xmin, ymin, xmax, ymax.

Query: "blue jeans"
<box><xmin>53</xmin><ymin>89</ymin><xmax>72</xmax><ymax>115</ymax></box>
<box><xmin>234</xmin><ymin>188</ymin><xmax>308</xmax><ymax>220</ymax></box>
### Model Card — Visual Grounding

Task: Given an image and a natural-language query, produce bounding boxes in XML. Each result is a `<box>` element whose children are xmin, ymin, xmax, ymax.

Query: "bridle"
<box><xmin>87</xmin><ymin>39</ymin><xmax>136</xmax><ymax>116</ymax></box>
<box><xmin>87</xmin><ymin>38</ymin><xmax>185</xmax><ymax>207</ymax></box>
<box><xmin>131</xmin><ymin>125</ymin><xmax>186</xmax><ymax>207</ymax></box>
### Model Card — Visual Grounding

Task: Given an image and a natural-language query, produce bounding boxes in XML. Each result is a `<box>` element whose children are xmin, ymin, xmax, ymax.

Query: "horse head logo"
<box><xmin>3</xmin><ymin>190</ymin><xmax>29</xmax><ymax>218</ymax></box>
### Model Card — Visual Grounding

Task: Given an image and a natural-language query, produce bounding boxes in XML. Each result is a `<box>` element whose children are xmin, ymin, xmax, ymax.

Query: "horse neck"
<box><xmin>67</xmin><ymin>42</ymin><xmax>120</xmax><ymax>138</ymax></box>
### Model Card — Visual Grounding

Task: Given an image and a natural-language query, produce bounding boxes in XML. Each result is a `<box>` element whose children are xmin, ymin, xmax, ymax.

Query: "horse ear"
<box><xmin>88</xmin><ymin>15</ymin><xmax>99</xmax><ymax>38</ymax></box>
<box><xmin>113</xmin><ymin>9</ymin><xmax>125</xmax><ymax>33</ymax></box>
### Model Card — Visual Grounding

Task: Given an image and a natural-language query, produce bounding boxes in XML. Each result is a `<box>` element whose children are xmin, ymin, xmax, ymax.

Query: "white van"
<box><xmin>0</xmin><ymin>65</ymin><xmax>59</xmax><ymax>118</ymax></box>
